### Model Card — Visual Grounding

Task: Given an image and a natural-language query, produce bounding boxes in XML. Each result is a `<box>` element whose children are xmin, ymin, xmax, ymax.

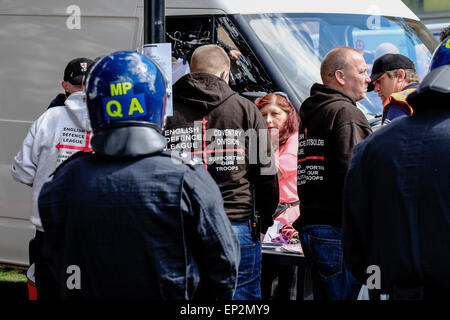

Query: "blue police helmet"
<box><xmin>429</xmin><ymin>36</ymin><xmax>450</xmax><ymax>71</ymax></box>
<box><xmin>86</xmin><ymin>51</ymin><xmax>168</xmax><ymax>132</ymax></box>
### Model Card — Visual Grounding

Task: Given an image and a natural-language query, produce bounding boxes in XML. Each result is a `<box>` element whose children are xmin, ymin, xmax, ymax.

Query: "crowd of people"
<box><xmin>10</xmin><ymin>25</ymin><xmax>450</xmax><ymax>300</ymax></box>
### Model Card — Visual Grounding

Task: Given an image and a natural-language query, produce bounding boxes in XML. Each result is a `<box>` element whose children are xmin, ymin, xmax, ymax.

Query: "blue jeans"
<box><xmin>231</xmin><ymin>221</ymin><xmax>262</xmax><ymax>300</ymax></box>
<box><xmin>300</xmin><ymin>225</ymin><xmax>360</xmax><ymax>300</ymax></box>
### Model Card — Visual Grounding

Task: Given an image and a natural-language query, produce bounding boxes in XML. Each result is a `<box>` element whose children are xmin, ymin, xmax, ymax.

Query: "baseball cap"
<box><xmin>63</xmin><ymin>57</ymin><xmax>94</xmax><ymax>85</ymax></box>
<box><xmin>368</xmin><ymin>54</ymin><xmax>415</xmax><ymax>91</ymax></box>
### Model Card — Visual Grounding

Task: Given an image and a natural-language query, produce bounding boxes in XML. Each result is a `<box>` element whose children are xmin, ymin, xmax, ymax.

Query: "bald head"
<box><xmin>190</xmin><ymin>44</ymin><xmax>231</xmax><ymax>79</ymax></box>
<box><xmin>375</xmin><ymin>42</ymin><xmax>399</xmax><ymax>60</ymax></box>
<box><xmin>320</xmin><ymin>47</ymin><xmax>361</xmax><ymax>84</ymax></box>
<box><xmin>320</xmin><ymin>47</ymin><xmax>370</xmax><ymax>102</ymax></box>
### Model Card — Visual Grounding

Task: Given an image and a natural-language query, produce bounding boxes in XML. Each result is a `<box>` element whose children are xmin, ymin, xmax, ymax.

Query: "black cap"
<box><xmin>63</xmin><ymin>57</ymin><xmax>94</xmax><ymax>85</ymax></box>
<box><xmin>368</xmin><ymin>54</ymin><xmax>415</xmax><ymax>91</ymax></box>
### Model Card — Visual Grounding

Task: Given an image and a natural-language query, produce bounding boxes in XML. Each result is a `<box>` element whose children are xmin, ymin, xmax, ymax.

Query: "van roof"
<box><xmin>0</xmin><ymin>1</ymin><xmax>419</xmax><ymax>21</ymax></box>
<box><xmin>166</xmin><ymin>0</ymin><xmax>419</xmax><ymax>20</ymax></box>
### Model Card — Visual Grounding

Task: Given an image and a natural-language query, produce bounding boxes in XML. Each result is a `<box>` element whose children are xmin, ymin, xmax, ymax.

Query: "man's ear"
<box><xmin>219</xmin><ymin>71</ymin><xmax>228</xmax><ymax>80</ymax></box>
<box><xmin>219</xmin><ymin>70</ymin><xmax>230</xmax><ymax>84</ymax></box>
<box><xmin>335</xmin><ymin>70</ymin><xmax>345</xmax><ymax>85</ymax></box>
<box><xmin>396</xmin><ymin>69</ymin><xmax>406</xmax><ymax>82</ymax></box>
<box><xmin>61</xmin><ymin>81</ymin><xmax>70</xmax><ymax>91</ymax></box>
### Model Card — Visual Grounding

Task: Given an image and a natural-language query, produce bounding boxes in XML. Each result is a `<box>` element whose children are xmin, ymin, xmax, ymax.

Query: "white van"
<box><xmin>0</xmin><ymin>0</ymin><xmax>437</xmax><ymax>266</ymax></box>
<box><xmin>0</xmin><ymin>0</ymin><xmax>145</xmax><ymax>266</ymax></box>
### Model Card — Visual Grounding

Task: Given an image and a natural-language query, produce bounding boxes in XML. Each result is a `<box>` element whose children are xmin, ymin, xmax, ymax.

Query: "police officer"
<box><xmin>343</xmin><ymin>37</ymin><xmax>450</xmax><ymax>299</ymax></box>
<box><xmin>37</xmin><ymin>51</ymin><xmax>240</xmax><ymax>300</ymax></box>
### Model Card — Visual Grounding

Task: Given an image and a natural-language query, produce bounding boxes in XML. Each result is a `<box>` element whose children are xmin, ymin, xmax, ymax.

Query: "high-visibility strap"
<box><xmin>383</xmin><ymin>88</ymin><xmax>416</xmax><ymax>117</ymax></box>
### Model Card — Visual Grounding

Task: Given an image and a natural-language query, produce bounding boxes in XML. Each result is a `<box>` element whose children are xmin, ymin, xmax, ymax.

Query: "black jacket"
<box><xmin>343</xmin><ymin>91</ymin><xmax>450</xmax><ymax>297</ymax></box>
<box><xmin>38</xmin><ymin>127</ymin><xmax>240</xmax><ymax>300</ymax></box>
<box><xmin>47</xmin><ymin>93</ymin><xmax>67</xmax><ymax>109</ymax></box>
<box><xmin>294</xmin><ymin>83</ymin><xmax>372</xmax><ymax>230</ymax></box>
<box><xmin>164</xmin><ymin>72</ymin><xmax>279</xmax><ymax>233</ymax></box>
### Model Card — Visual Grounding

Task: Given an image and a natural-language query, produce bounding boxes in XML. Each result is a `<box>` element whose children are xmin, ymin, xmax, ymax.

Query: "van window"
<box><xmin>350</xmin><ymin>22</ymin><xmax>432</xmax><ymax>81</ymax></box>
<box><xmin>166</xmin><ymin>16</ymin><xmax>274</xmax><ymax>95</ymax></box>
<box><xmin>217</xmin><ymin>17</ymin><xmax>273</xmax><ymax>94</ymax></box>
<box><xmin>166</xmin><ymin>16</ymin><xmax>213</xmax><ymax>62</ymax></box>
<box><xmin>241</xmin><ymin>13</ymin><xmax>437</xmax><ymax>118</ymax></box>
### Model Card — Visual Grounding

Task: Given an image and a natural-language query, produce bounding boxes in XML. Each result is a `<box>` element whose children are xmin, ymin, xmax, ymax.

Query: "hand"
<box><xmin>260</xmin><ymin>233</ymin><xmax>265</xmax><ymax>243</ymax></box>
<box><xmin>228</xmin><ymin>49</ymin><xmax>242</xmax><ymax>60</ymax></box>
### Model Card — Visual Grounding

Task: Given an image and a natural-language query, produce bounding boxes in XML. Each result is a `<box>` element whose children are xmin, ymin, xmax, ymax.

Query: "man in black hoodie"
<box><xmin>294</xmin><ymin>47</ymin><xmax>372</xmax><ymax>300</ymax></box>
<box><xmin>164</xmin><ymin>44</ymin><xmax>279</xmax><ymax>300</ymax></box>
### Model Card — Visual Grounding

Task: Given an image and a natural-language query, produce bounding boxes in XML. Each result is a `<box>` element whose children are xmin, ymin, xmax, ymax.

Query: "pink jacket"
<box><xmin>275</xmin><ymin>132</ymin><xmax>300</xmax><ymax>224</ymax></box>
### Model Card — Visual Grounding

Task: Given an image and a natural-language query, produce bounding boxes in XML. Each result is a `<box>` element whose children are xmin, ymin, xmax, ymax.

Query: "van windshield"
<box><xmin>242</xmin><ymin>13</ymin><xmax>437</xmax><ymax>118</ymax></box>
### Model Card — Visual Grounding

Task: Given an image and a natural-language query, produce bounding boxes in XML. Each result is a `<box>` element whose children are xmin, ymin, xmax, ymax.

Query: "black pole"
<box><xmin>144</xmin><ymin>0</ymin><xmax>165</xmax><ymax>44</ymax></box>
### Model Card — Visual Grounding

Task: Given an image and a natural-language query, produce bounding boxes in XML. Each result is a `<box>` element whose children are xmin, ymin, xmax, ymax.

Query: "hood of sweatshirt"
<box><xmin>300</xmin><ymin>83</ymin><xmax>356</xmax><ymax>120</ymax></box>
<box><xmin>173</xmin><ymin>72</ymin><xmax>236</xmax><ymax>112</ymax></box>
<box><xmin>64</xmin><ymin>90</ymin><xmax>92</xmax><ymax>132</ymax></box>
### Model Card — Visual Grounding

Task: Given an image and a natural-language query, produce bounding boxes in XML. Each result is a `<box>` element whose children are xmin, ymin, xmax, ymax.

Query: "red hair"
<box><xmin>255</xmin><ymin>93</ymin><xmax>300</xmax><ymax>146</ymax></box>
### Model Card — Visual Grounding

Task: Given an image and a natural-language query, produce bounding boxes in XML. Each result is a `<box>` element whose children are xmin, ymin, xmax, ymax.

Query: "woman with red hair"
<box><xmin>255</xmin><ymin>92</ymin><xmax>300</xmax><ymax>232</ymax></box>
<box><xmin>255</xmin><ymin>92</ymin><xmax>301</xmax><ymax>299</ymax></box>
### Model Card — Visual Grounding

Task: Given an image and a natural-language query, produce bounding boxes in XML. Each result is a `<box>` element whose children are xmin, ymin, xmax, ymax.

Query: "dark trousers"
<box><xmin>300</xmin><ymin>225</ymin><xmax>360</xmax><ymax>300</ymax></box>
<box><xmin>33</xmin><ymin>231</ymin><xmax>60</xmax><ymax>300</ymax></box>
<box><xmin>261</xmin><ymin>264</ymin><xmax>298</xmax><ymax>300</ymax></box>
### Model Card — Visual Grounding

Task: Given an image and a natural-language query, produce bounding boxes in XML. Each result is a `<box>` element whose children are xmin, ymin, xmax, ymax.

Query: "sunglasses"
<box><xmin>272</xmin><ymin>91</ymin><xmax>290</xmax><ymax>103</ymax></box>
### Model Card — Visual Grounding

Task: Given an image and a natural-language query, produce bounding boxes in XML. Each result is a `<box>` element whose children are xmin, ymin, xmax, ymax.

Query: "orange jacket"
<box><xmin>382</xmin><ymin>87</ymin><xmax>417</xmax><ymax>124</ymax></box>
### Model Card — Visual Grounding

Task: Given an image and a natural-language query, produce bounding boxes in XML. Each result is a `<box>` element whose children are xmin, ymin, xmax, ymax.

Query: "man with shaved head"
<box><xmin>294</xmin><ymin>46</ymin><xmax>372</xmax><ymax>300</ymax></box>
<box><xmin>164</xmin><ymin>44</ymin><xmax>279</xmax><ymax>300</ymax></box>
<box><xmin>189</xmin><ymin>44</ymin><xmax>231</xmax><ymax>79</ymax></box>
<box><xmin>374</xmin><ymin>42</ymin><xmax>399</xmax><ymax>60</ymax></box>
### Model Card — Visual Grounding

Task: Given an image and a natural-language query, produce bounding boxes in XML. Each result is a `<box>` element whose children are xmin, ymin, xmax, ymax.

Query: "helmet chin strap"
<box><xmin>91</xmin><ymin>125</ymin><xmax>167</xmax><ymax>158</ymax></box>
<box><xmin>94</xmin><ymin>121</ymin><xmax>161</xmax><ymax>133</ymax></box>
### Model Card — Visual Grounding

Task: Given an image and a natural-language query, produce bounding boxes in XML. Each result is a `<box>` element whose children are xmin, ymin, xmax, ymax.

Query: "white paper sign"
<box><xmin>143</xmin><ymin>43</ymin><xmax>173</xmax><ymax>116</ymax></box>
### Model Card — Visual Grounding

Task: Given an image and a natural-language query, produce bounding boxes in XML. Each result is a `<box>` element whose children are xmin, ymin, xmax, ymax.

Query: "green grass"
<box><xmin>0</xmin><ymin>267</ymin><xmax>27</xmax><ymax>283</ymax></box>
